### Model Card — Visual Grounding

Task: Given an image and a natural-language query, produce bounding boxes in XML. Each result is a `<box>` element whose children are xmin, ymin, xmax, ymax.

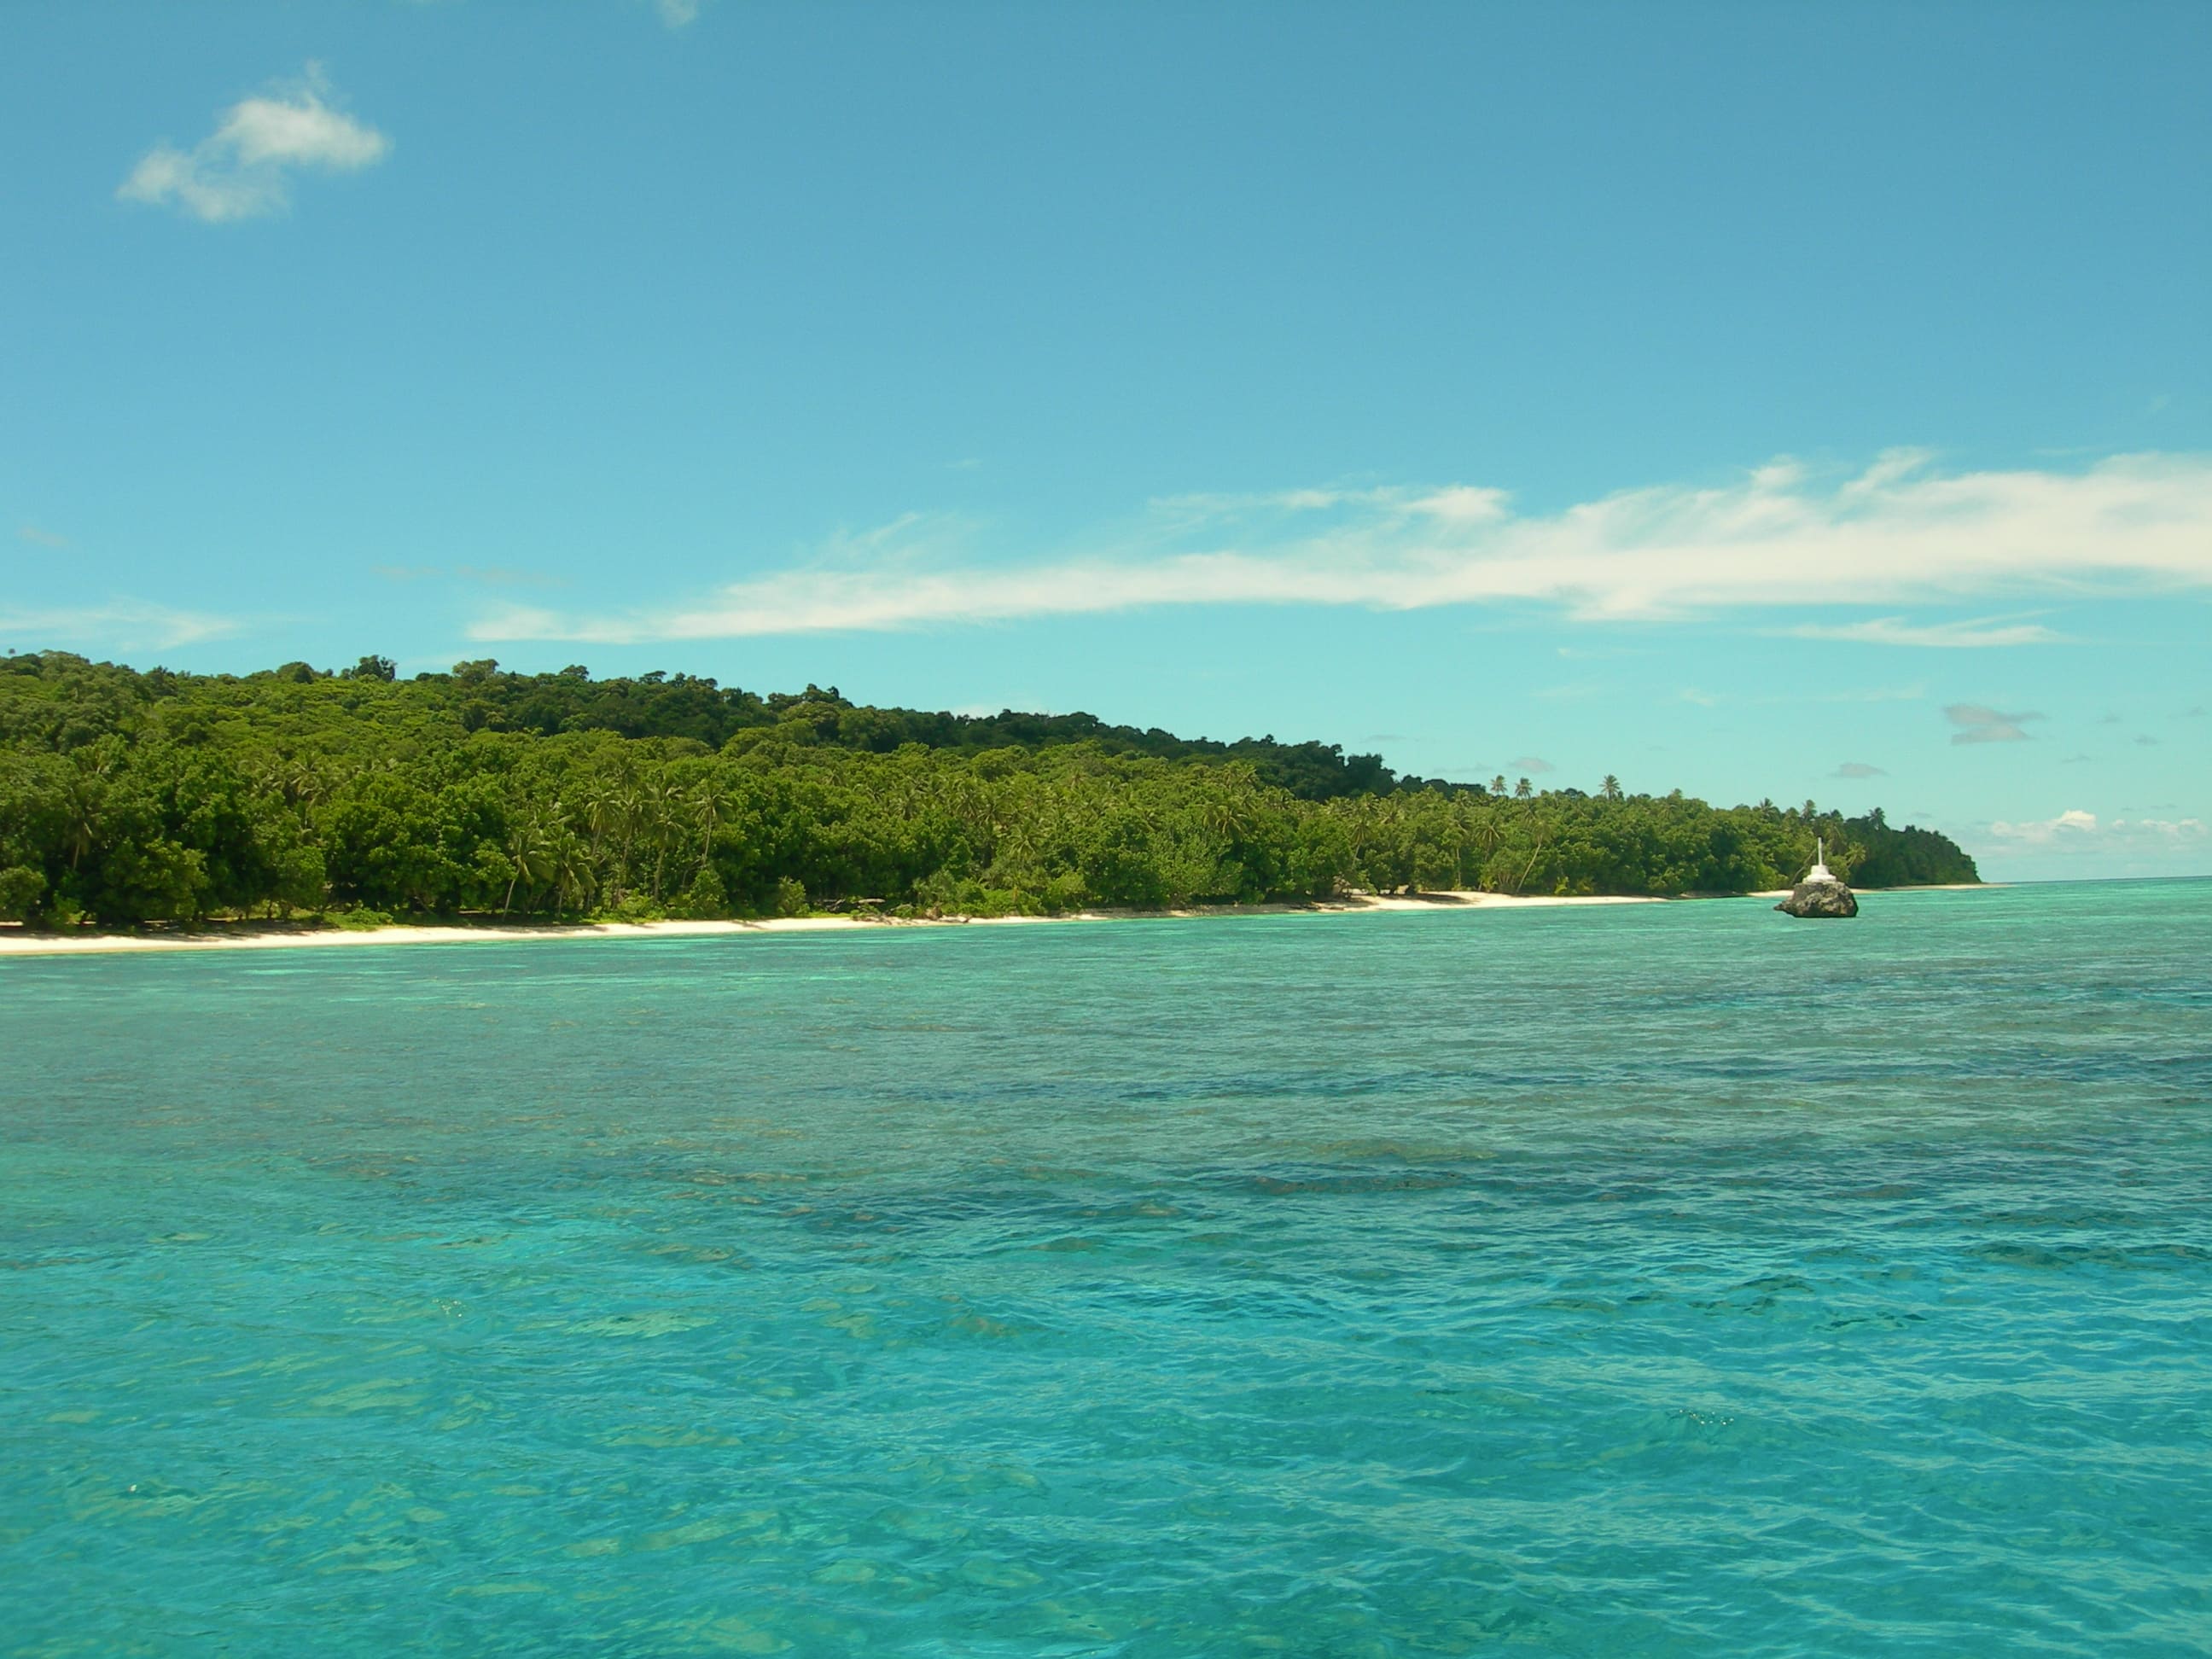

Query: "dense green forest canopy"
<box><xmin>0</xmin><ymin>651</ymin><xmax>1977</xmax><ymax>926</ymax></box>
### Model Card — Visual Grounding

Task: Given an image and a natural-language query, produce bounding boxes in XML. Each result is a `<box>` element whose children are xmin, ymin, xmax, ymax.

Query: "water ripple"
<box><xmin>3</xmin><ymin>882</ymin><xmax>2209</xmax><ymax>1655</ymax></box>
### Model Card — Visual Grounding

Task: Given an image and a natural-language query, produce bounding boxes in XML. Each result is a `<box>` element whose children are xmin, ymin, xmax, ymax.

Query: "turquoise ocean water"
<box><xmin>3</xmin><ymin>881</ymin><xmax>2209</xmax><ymax>1656</ymax></box>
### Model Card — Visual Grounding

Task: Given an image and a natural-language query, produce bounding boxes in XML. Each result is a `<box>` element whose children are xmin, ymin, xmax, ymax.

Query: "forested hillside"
<box><xmin>0</xmin><ymin>652</ymin><xmax>1976</xmax><ymax>926</ymax></box>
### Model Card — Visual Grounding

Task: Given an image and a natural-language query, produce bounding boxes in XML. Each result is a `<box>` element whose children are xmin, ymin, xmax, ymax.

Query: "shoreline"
<box><xmin>0</xmin><ymin>884</ymin><xmax>2006</xmax><ymax>960</ymax></box>
<box><xmin>0</xmin><ymin>890</ymin><xmax>1668</xmax><ymax>958</ymax></box>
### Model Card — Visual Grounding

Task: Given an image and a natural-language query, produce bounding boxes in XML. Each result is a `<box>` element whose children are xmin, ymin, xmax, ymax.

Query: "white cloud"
<box><xmin>17</xmin><ymin>526</ymin><xmax>69</xmax><ymax>549</ymax></box>
<box><xmin>655</xmin><ymin>0</ymin><xmax>704</xmax><ymax>25</ymax></box>
<box><xmin>119</xmin><ymin>67</ymin><xmax>388</xmax><ymax>224</ymax></box>
<box><xmin>1786</xmin><ymin>614</ymin><xmax>2062</xmax><ymax>648</ymax></box>
<box><xmin>1408</xmin><ymin>486</ymin><xmax>1512</xmax><ymax>525</ymax></box>
<box><xmin>1947</xmin><ymin>703</ymin><xmax>2043</xmax><ymax>745</ymax></box>
<box><xmin>1988</xmin><ymin>810</ymin><xmax>2206</xmax><ymax>847</ymax></box>
<box><xmin>1510</xmin><ymin>755</ymin><xmax>1556</xmax><ymax>775</ymax></box>
<box><xmin>1834</xmin><ymin>761</ymin><xmax>1887</xmax><ymax>778</ymax></box>
<box><xmin>0</xmin><ymin>602</ymin><xmax>242</xmax><ymax>650</ymax></box>
<box><xmin>1988</xmin><ymin>809</ymin><xmax>2100</xmax><ymax>844</ymax></box>
<box><xmin>468</xmin><ymin>449</ymin><xmax>2212</xmax><ymax>643</ymax></box>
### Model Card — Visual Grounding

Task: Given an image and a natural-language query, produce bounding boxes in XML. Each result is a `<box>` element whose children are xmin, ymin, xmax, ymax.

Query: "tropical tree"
<box><xmin>0</xmin><ymin>650</ymin><xmax>1980</xmax><ymax>923</ymax></box>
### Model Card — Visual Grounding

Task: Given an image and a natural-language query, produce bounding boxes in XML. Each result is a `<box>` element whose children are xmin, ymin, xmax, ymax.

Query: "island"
<box><xmin>0</xmin><ymin>652</ymin><xmax>1977</xmax><ymax>933</ymax></box>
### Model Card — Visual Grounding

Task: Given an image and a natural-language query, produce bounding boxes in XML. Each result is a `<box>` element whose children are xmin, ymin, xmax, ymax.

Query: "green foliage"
<box><xmin>676</xmin><ymin>864</ymin><xmax>729</xmax><ymax>919</ymax></box>
<box><xmin>0</xmin><ymin>650</ymin><xmax>1977</xmax><ymax>927</ymax></box>
<box><xmin>593</xmin><ymin>894</ymin><xmax>668</xmax><ymax>924</ymax></box>
<box><xmin>1842</xmin><ymin>807</ymin><xmax>1979</xmax><ymax>888</ymax></box>
<box><xmin>0</xmin><ymin>864</ymin><xmax>45</xmax><ymax>922</ymax></box>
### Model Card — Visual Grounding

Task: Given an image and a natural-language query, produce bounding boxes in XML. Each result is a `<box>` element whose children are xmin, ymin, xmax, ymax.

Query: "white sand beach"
<box><xmin>0</xmin><ymin>891</ymin><xmax>1662</xmax><ymax>958</ymax></box>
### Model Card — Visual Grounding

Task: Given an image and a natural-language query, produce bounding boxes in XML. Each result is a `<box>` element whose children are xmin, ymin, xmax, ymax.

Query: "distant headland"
<box><xmin>0</xmin><ymin>652</ymin><xmax>1977</xmax><ymax>934</ymax></box>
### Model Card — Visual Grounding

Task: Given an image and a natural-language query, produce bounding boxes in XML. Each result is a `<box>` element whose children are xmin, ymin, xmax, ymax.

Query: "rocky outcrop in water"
<box><xmin>1776</xmin><ymin>878</ymin><xmax>1858</xmax><ymax>918</ymax></box>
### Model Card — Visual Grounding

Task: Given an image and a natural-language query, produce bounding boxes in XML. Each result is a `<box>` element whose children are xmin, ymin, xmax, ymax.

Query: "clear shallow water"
<box><xmin>3</xmin><ymin>882</ymin><xmax>2209</xmax><ymax>1657</ymax></box>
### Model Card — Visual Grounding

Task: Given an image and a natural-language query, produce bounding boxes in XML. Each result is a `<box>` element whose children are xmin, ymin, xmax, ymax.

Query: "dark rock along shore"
<box><xmin>1777</xmin><ymin>878</ymin><xmax>1859</xmax><ymax>918</ymax></box>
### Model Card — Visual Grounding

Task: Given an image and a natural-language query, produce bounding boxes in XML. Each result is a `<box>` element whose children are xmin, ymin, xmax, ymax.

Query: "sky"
<box><xmin>2</xmin><ymin>2</ymin><xmax>2207</xmax><ymax>881</ymax></box>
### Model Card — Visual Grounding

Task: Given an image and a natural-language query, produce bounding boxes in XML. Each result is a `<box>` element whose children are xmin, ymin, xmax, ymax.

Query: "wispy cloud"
<box><xmin>653</xmin><ymin>0</ymin><xmax>706</xmax><ymax>26</ymax></box>
<box><xmin>1817</xmin><ymin>685</ymin><xmax>1925</xmax><ymax>703</ymax></box>
<box><xmin>469</xmin><ymin>450</ymin><xmax>2212</xmax><ymax>643</ymax></box>
<box><xmin>374</xmin><ymin>564</ymin><xmax>567</xmax><ymax>588</ymax></box>
<box><xmin>119</xmin><ymin>67</ymin><xmax>388</xmax><ymax>224</ymax></box>
<box><xmin>17</xmin><ymin>525</ymin><xmax>69</xmax><ymax>549</ymax></box>
<box><xmin>1510</xmin><ymin>755</ymin><xmax>1556</xmax><ymax>775</ymax></box>
<box><xmin>1145</xmin><ymin>484</ymin><xmax>1508</xmax><ymax>528</ymax></box>
<box><xmin>1785</xmin><ymin>614</ymin><xmax>2062</xmax><ymax>649</ymax></box>
<box><xmin>0</xmin><ymin>601</ymin><xmax>242</xmax><ymax>650</ymax></box>
<box><xmin>1988</xmin><ymin>809</ymin><xmax>2100</xmax><ymax>844</ymax></box>
<box><xmin>1988</xmin><ymin>809</ymin><xmax>2206</xmax><ymax>847</ymax></box>
<box><xmin>1834</xmin><ymin>761</ymin><xmax>1887</xmax><ymax>778</ymax></box>
<box><xmin>1947</xmin><ymin>703</ymin><xmax>2043</xmax><ymax>745</ymax></box>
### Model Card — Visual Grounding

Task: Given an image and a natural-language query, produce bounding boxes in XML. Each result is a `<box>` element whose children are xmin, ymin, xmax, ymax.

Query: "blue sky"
<box><xmin>3</xmin><ymin>2</ymin><xmax>2207</xmax><ymax>879</ymax></box>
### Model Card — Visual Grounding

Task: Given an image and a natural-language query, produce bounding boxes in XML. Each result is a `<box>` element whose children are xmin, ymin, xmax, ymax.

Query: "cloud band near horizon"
<box><xmin>467</xmin><ymin>451</ymin><xmax>2212</xmax><ymax>644</ymax></box>
<box><xmin>0</xmin><ymin>601</ymin><xmax>242</xmax><ymax>652</ymax></box>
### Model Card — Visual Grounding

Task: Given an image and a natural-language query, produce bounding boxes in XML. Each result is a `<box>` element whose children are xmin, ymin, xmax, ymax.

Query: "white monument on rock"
<box><xmin>1805</xmin><ymin>838</ymin><xmax>1834</xmax><ymax>883</ymax></box>
<box><xmin>1776</xmin><ymin>835</ymin><xmax>1857</xmax><ymax>917</ymax></box>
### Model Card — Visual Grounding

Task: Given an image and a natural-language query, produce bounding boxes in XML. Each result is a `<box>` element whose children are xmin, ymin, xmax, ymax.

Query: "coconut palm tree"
<box><xmin>690</xmin><ymin>779</ymin><xmax>727</xmax><ymax>880</ymax></box>
<box><xmin>549</xmin><ymin>830</ymin><xmax>594</xmax><ymax>916</ymax></box>
<box><xmin>501</xmin><ymin>813</ymin><xmax>556</xmax><ymax>915</ymax></box>
<box><xmin>57</xmin><ymin>765</ymin><xmax>102</xmax><ymax>871</ymax></box>
<box><xmin>640</xmin><ymin>771</ymin><xmax>682</xmax><ymax>899</ymax></box>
